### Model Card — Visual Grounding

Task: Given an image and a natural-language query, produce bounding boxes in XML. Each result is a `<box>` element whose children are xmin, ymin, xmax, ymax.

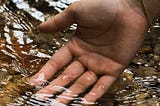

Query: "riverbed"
<box><xmin>0</xmin><ymin>0</ymin><xmax>159</xmax><ymax>106</ymax></box>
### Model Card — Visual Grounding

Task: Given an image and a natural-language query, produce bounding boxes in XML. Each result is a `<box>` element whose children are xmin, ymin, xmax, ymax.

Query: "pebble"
<box><xmin>122</xmin><ymin>69</ymin><xmax>134</xmax><ymax>81</ymax></box>
<box><xmin>135</xmin><ymin>93</ymin><xmax>149</xmax><ymax>99</ymax></box>
<box><xmin>152</xmin><ymin>55</ymin><xmax>160</xmax><ymax>61</ymax></box>
<box><xmin>0</xmin><ymin>14</ymin><xmax>6</xmax><ymax>26</ymax></box>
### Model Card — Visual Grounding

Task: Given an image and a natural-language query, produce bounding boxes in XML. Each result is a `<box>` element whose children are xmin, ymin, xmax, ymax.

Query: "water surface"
<box><xmin>0</xmin><ymin>0</ymin><xmax>159</xmax><ymax>106</ymax></box>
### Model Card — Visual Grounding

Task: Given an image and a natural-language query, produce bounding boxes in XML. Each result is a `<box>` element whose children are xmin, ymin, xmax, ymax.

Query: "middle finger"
<box><xmin>56</xmin><ymin>71</ymin><xmax>98</xmax><ymax>104</ymax></box>
<box><xmin>37</xmin><ymin>61</ymin><xmax>85</xmax><ymax>95</ymax></box>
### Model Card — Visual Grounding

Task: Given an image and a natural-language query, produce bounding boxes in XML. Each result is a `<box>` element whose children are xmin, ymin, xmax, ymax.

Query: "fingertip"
<box><xmin>29</xmin><ymin>76</ymin><xmax>41</xmax><ymax>86</ymax></box>
<box><xmin>29</xmin><ymin>77</ymin><xmax>38</xmax><ymax>86</ymax></box>
<box><xmin>38</xmin><ymin>19</ymin><xmax>55</xmax><ymax>33</ymax></box>
<box><xmin>29</xmin><ymin>72</ymin><xmax>48</xmax><ymax>86</ymax></box>
<box><xmin>38</xmin><ymin>23</ymin><xmax>44</xmax><ymax>32</ymax></box>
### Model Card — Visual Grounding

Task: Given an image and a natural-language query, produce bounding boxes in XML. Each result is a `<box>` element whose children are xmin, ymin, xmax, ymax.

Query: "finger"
<box><xmin>37</xmin><ymin>61</ymin><xmax>85</xmax><ymax>95</ymax></box>
<box><xmin>38</xmin><ymin>2</ymin><xmax>78</xmax><ymax>33</ymax></box>
<box><xmin>82</xmin><ymin>75</ymin><xmax>116</xmax><ymax>103</ymax></box>
<box><xmin>30</xmin><ymin>45</ymin><xmax>72</xmax><ymax>86</ymax></box>
<box><xmin>56</xmin><ymin>71</ymin><xmax>98</xmax><ymax>104</ymax></box>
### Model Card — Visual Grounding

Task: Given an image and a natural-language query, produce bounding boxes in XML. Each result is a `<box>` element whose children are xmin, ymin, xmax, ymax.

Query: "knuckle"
<box><xmin>75</xmin><ymin>81</ymin><xmax>87</xmax><ymax>90</ymax></box>
<box><xmin>75</xmin><ymin>71</ymin><xmax>97</xmax><ymax>89</ymax></box>
<box><xmin>74</xmin><ymin>61</ymin><xmax>84</xmax><ymax>70</ymax></box>
<box><xmin>60</xmin><ymin>74</ymin><xmax>73</xmax><ymax>82</ymax></box>
<box><xmin>96</xmin><ymin>83</ymin><xmax>106</xmax><ymax>91</ymax></box>
<box><xmin>85</xmin><ymin>71</ymin><xmax>97</xmax><ymax>81</ymax></box>
<box><xmin>48</xmin><ymin>58</ymin><xmax>59</xmax><ymax>70</ymax></box>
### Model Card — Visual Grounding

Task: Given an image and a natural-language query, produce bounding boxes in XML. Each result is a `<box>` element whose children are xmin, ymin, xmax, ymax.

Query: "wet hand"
<box><xmin>30</xmin><ymin>0</ymin><xmax>147</xmax><ymax>105</ymax></box>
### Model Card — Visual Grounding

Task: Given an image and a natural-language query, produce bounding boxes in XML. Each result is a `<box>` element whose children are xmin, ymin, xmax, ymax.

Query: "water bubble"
<box><xmin>50</xmin><ymin>86</ymin><xmax>70</xmax><ymax>93</ymax></box>
<box><xmin>25</xmin><ymin>91</ymin><xmax>32</xmax><ymax>96</ymax></box>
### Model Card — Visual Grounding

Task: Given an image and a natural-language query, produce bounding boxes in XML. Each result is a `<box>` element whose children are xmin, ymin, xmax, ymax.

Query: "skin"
<box><xmin>30</xmin><ymin>0</ymin><xmax>147</xmax><ymax>104</ymax></box>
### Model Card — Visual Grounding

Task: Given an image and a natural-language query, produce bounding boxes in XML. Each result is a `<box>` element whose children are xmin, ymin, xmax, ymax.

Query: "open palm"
<box><xmin>30</xmin><ymin>0</ymin><xmax>147</xmax><ymax>104</ymax></box>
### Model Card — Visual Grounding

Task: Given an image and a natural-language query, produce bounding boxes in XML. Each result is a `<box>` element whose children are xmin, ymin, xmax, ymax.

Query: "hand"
<box><xmin>30</xmin><ymin>0</ymin><xmax>147</xmax><ymax>104</ymax></box>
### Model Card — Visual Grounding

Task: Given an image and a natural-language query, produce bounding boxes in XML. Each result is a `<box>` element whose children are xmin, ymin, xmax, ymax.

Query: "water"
<box><xmin>0</xmin><ymin>0</ymin><xmax>159</xmax><ymax>106</ymax></box>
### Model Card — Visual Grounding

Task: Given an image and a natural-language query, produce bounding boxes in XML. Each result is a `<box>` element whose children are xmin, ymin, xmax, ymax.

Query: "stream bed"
<box><xmin>0</xmin><ymin>0</ymin><xmax>159</xmax><ymax>106</ymax></box>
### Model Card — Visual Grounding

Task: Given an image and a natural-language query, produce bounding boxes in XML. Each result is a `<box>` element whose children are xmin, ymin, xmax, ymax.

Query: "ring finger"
<box><xmin>56</xmin><ymin>71</ymin><xmax>98</xmax><ymax>104</ymax></box>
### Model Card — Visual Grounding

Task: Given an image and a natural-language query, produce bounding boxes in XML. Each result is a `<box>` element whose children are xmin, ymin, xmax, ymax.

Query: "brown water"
<box><xmin>0</xmin><ymin>0</ymin><xmax>159</xmax><ymax>106</ymax></box>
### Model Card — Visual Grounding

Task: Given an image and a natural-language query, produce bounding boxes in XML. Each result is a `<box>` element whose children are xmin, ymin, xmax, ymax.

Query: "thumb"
<box><xmin>38</xmin><ymin>2</ymin><xmax>77</xmax><ymax>33</ymax></box>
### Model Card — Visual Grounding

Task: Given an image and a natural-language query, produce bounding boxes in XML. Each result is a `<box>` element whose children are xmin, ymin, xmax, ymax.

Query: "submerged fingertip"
<box><xmin>29</xmin><ymin>77</ymin><xmax>38</xmax><ymax>86</ymax></box>
<box><xmin>29</xmin><ymin>77</ymin><xmax>42</xmax><ymax>86</ymax></box>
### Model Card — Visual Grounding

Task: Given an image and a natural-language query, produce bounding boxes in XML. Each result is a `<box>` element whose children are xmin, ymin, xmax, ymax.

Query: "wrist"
<box><xmin>140</xmin><ymin>0</ymin><xmax>160</xmax><ymax>21</ymax></box>
<box><xmin>126</xmin><ymin>0</ymin><xmax>160</xmax><ymax>27</ymax></box>
<box><xmin>125</xmin><ymin>0</ymin><xmax>145</xmax><ymax>17</ymax></box>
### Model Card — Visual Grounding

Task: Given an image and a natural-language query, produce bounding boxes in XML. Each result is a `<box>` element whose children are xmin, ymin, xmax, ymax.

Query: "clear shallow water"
<box><xmin>0</xmin><ymin>0</ymin><xmax>159</xmax><ymax>106</ymax></box>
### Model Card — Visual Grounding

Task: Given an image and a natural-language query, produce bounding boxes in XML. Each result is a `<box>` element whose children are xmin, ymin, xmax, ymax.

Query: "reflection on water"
<box><xmin>0</xmin><ymin>0</ymin><xmax>159</xmax><ymax>106</ymax></box>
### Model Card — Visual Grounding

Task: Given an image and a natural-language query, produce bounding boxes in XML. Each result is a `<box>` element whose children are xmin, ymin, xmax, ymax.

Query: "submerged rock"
<box><xmin>135</xmin><ymin>93</ymin><xmax>149</xmax><ymax>99</ymax></box>
<box><xmin>0</xmin><ymin>0</ymin><xmax>160</xmax><ymax>105</ymax></box>
<box><xmin>0</xmin><ymin>14</ymin><xmax>6</xmax><ymax>26</ymax></box>
<box><xmin>0</xmin><ymin>76</ymin><xmax>34</xmax><ymax>104</ymax></box>
<box><xmin>132</xmin><ymin>66</ymin><xmax>157</xmax><ymax>77</ymax></box>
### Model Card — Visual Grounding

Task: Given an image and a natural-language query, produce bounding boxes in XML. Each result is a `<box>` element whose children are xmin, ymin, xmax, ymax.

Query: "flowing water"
<box><xmin>0</xmin><ymin>0</ymin><xmax>159</xmax><ymax>106</ymax></box>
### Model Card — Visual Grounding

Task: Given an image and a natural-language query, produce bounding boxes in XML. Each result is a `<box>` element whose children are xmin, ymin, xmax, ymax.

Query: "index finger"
<box><xmin>30</xmin><ymin>45</ymin><xmax>72</xmax><ymax>86</ymax></box>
